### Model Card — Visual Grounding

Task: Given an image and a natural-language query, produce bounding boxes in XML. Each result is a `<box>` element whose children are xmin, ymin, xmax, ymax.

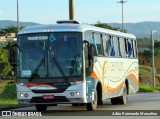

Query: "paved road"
<box><xmin>12</xmin><ymin>92</ymin><xmax>160</xmax><ymax>116</ymax></box>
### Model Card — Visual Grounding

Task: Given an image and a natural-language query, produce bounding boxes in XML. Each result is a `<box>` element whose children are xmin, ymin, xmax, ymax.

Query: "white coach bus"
<box><xmin>9</xmin><ymin>20</ymin><xmax>139</xmax><ymax>111</ymax></box>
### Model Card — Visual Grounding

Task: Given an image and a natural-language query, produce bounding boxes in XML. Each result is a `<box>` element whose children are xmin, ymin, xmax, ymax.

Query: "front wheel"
<box><xmin>35</xmin><ymin>104</ymin><xmax>47</xmax><ymax>112</ymax></box>
<box><xmin>86</xmin><ymin>90</ymin><xmax>98</xmax><ymax>111</ymax></box>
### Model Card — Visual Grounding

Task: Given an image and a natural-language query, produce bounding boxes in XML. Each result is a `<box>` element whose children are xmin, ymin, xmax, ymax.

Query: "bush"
<box><xmin>0</xmin><ymin>48</ymin><xmax>12</xmax><ymax>79</ymax></box>
<box><xmin>139</xmin><ymin>65</ymin><xmax>152</xmax><ymax>73</ymax></box>
<box><xmin>0</xmin><ymin>81</ymin><xmax>16</xmax><ymax>100</ymax></box>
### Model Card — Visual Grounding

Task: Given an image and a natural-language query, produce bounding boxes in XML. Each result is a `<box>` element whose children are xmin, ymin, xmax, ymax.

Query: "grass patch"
<box><xmin>0</xmin><ymin>80</ymin><xmax>17</xmax><ymax>109</ymax></box>
<box><xmin>0</xmin><ymin>100</ymin><xmax>18</xmax><ymax>109</ymax></box>
<box><xmin>139</xmin><ymin>83</ymin><xmax>160</xmax><ymax>92</ymax></box>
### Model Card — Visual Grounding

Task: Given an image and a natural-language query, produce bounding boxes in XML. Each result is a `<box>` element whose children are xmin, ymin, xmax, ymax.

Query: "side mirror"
<box><xmin>8</xmin><ymin>44</ymin><xmax>20</xmax><ymax>66</ymax></box>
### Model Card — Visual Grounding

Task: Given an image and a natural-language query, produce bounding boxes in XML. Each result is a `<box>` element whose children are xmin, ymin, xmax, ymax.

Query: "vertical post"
<box><xmin>117</xmin><ymin>0</ymin><xmax>127</xmax><ymax>32</ymax></box>
<box><xmin>17</xmin><ymin>0</ymin><xmax>20</xmax><ymax>32</ymax></box>
<box><xmin>122</xmin><ymin>3</ymin><xmax>124</xmax><ymax>31</ymax></box>
<box><xmin>69</xmin><ymin>0</ymin><xmax>74</xmax><ymax>20</ymax></box>
<box><xmin>151</xmin><ymin>30</ymin><xmax>157</xmax><ymax>87</ymax></box>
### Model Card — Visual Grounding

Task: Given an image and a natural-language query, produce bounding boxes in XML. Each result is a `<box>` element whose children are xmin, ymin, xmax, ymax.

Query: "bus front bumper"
<box><xmin>17</xmin><ymin>86</ymin><xmax>87</xmax><ymax>104</ymax></box>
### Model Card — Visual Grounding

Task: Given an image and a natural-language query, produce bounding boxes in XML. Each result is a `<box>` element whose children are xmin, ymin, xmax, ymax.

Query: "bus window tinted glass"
<box><xmin>93</xmin><ymin>33</ymin><xmax>103</xmax><ymax>55</ymax></box>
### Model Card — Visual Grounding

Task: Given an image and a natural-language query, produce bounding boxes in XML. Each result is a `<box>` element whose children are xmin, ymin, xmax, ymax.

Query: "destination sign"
<box><xmin>28</xmin><ymin>36</ymin><xmax>48</xmax><ymax>40</ymax></box>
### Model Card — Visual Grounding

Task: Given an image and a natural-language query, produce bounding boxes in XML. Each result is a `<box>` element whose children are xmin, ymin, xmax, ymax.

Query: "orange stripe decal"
<box><xmin>91</xmin><ymin>71</ymin><xmax>98</xmax><ymax>80</ymax></box>
<box><xmin>108</xmin><ymin>81</ymin><xmax>124</xmax><ymax>93</ymax></box>
<box><xmin>128</xmin><ymin>73</ymin><xmax>139</xmax><ymax>86</ymax></box>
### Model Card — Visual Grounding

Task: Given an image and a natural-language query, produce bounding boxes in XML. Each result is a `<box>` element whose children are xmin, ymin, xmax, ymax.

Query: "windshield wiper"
<box><xmin>52</xmin><ymin>57</ymin><xmax>68</xmax><ymax>81</ymax></box>
<box><xmin>28</xmin><ymin>59</ymin><xmax>45</xmax><ymax>82</ymax></box>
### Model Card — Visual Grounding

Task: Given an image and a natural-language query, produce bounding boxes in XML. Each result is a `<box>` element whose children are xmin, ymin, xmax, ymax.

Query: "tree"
<box><xmin>94</xmin><ymin>21</ymin><xmax>127</xmax><ymax>33</ymax></box>
<box><xmin>0</xmin><ymin>26</ymin><xmax>25</xmax><ymax>34</ymax></box>
<box><xmin>154</xmin><ymin>41</ymin><xmax>160</xmax><ymax>49</ymax></box>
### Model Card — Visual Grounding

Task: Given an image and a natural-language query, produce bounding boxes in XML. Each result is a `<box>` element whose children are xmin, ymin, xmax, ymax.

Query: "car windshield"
<box><xmin>17</xmin><ymin>32</ymin><xmax>83</xmax><ymax>79</ymax></box>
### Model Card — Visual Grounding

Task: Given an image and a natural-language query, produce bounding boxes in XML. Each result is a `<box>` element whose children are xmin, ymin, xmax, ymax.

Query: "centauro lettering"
<box><xmin>110</xmin><ymin>62</ymin><xmax>124</xmax><ymax>71</ymax></box>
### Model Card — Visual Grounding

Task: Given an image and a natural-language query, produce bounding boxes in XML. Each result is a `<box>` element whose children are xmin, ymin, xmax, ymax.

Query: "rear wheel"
<box><xmin>118</xmin><ymin>85</ymin><xmax>128</xmax><ymax>105</ymax></box>
<box><xmin>35</xmin><ymin>104</ymin><xmax>47</xmax><ymax>112</ymax></box>
<box><xmin>86</xmin><ymin>90</ymin><xmax>98</xmax><ymax>111</ymax></box>
<box><xmin>111</xmin><ymin>97</ymin><xmax>119</xmax><ymax>105</ymax></box>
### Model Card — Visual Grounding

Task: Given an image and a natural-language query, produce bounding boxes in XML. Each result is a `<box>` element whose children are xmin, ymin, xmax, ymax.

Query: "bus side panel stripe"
<box><xmin>91</xmin><ymin>71</ymin><xmax>98</xmax><ymax>80</ymax></box>
<box><xmin>108</xmin><ymin>81</ymin><xmax>124</xmax><ymax>93</ymax></box>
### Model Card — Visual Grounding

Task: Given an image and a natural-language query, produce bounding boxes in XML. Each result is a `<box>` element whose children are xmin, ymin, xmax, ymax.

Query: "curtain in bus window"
<box><xmin>110</xmin><ymin>38</ymin><xmax>115</xmax><ymax>56</ymax></box>
<box><xmin>103</xmin><ymin>35</ymin><xmax>111</xmax><ymax>56</ymax></box>
<box><xmin>119</xmin><ymin>38</ymin><xmax>126</xmax><ymax>57</ymax></box>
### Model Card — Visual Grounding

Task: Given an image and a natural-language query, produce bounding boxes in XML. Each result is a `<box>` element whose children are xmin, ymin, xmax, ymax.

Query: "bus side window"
<box><xmin>103</xmin><ymin>35</ymin><xmax>111</xmax><ymax>56</ymax></box>
<box><xmin>93</xmin><ymin>33</ymin><xmax>103</xmax><ymax>55</ymax></box>
<box><xmin>112</xmin><ymin>36</ymin><xmax>119</xmax><ymax>57</ymax></box>
<box><xmin>128</xmin><ymin>39</ymin><xmax>133</xmax><ymax>58</ymax></box>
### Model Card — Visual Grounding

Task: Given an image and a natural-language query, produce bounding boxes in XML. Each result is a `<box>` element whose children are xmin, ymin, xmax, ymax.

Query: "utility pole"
<box><xmin>117</xmin><ymin>0</ymin><xmax>127</xmax><ymax>32</ymax></box>
<box><xmin>69</xmin><ymin>0</ymin><xmax>75</xmax><ymax>20</ymax></box>
<box><xmin>17</xmin><ymin>0</ymin><xmax>20</xmax><ymax>32</ymax></box>
<box><xmin>151</xmin><ymin>30</ymin><xmax>157</xmax><ymax>87</ymax></box>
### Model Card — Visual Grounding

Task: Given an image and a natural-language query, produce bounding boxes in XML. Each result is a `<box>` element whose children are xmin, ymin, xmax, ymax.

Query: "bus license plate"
<box><xmin>43</xmin><ymin>95</ymin><xmax>54</xmax><ymax>99</ymax></box>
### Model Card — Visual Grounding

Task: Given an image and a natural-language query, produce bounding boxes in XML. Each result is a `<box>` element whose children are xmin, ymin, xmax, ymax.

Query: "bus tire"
<box><xmin>35</xmin><ymin>104</ymin><xmax>47</xmax><ymax>112</ymax></box>
<box><xmin>72</xmin><ymin>104</ymin><xmax>80</xmax><ymax>106</ymax></box>
<box><xmin>86</xmin><ymin>90</ymin><xmax>98</xmax><ymax>111</ymax></box>
<box><xmin>72</xmin><ymin>103</ymin><xmax>85</xmax><ymax>106</ymax></box>
<box><xmin>111</xmin><ymin>97</ymin><xmax>119</xmax><ymax>105</ymax></box>
<box><xmin>118</xmin><ymin>84</ymin><xmax>128</xmax><ymax>105</ymax></box>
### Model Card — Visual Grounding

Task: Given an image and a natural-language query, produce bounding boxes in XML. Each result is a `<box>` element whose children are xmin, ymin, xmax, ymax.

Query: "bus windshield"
<box><xmin>18</xmin><ymin>32</ymin><xmax>83</xmax><ymax>79</ymax></box>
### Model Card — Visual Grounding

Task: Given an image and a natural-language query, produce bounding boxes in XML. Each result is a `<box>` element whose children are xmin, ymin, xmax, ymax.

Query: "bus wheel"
<box><xmin>111</xmin><ymin>97</ymin><xmax>119</xmax><ymax>105</ymax></box>
<box><xmin>35</xmin><ymin>104</ymin><xmax>47</xmax><ymax>112</ymax></box>
<box><xmin>72</xmin><ymin>103</ymin><xmax>85</xmax><ymax>106</ymax></box>
<box><xmin>86</xmin><ymin>90</ymin><xmax>98</xmax><ymax>111</ymax></box>
<box><xmin>72</xmin><ymin>104</ymin><xmax>80</xmax><ymax>106</ymax></box>
<box><xmin>118</xmin><ymin>85</ymin><xmax>128</xmax><ymax>105</ymax></box>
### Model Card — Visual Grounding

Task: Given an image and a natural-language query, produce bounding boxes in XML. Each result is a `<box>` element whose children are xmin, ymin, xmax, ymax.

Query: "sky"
<box><xmin>0</xmin><ymin>0</ymin><xmax>160</xmax><ymax>24</ymax></box>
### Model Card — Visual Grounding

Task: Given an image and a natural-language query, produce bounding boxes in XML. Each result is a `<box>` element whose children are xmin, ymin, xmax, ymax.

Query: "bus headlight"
<box><xmin>75</xmin><ymin>92</ymin><xmax>80</xmax><ymax>96</ymax></box>
<box><xmin>70</xmin><ymin>92</ymin><xmax>80</xmax><ymax>96</ymax></box>
<box><xmin>20</xmin><ymin>93</ymin><xmax>28</xmax><ymax>98</ymax></box>
<box><xmin>20</xmin><ymin>93</ymin><xmax>24</xmax><ymax>97</ymax></box>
